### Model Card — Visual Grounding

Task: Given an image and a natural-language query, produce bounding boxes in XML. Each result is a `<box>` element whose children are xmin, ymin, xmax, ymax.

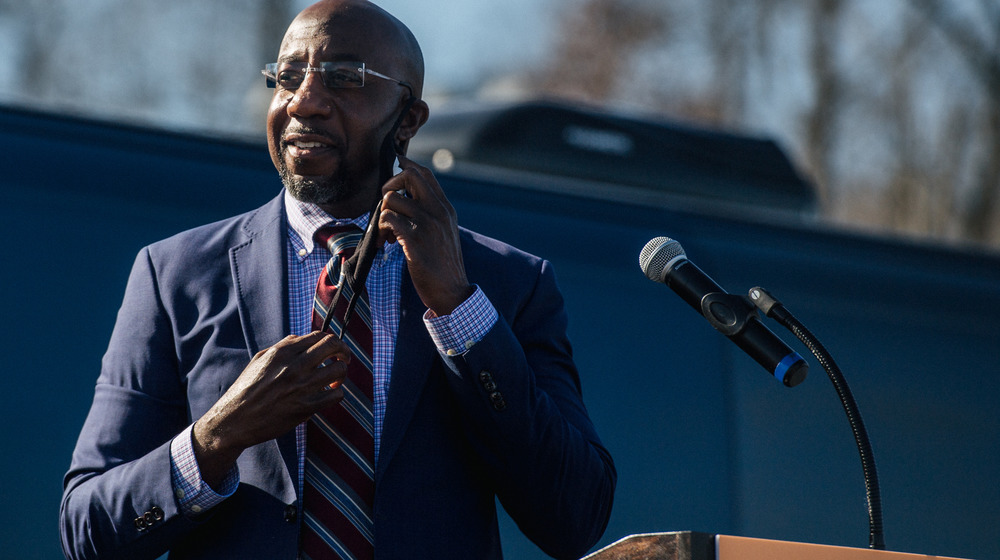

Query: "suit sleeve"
<box><xmin>60</xmin><ymin>248</ymin><xmax>201</xmax><ymax>560</ymax></box>
<box><xmin>437</xmin><ymin>256</ymin><xmax>617</xmax><ymax>560</ymax></box>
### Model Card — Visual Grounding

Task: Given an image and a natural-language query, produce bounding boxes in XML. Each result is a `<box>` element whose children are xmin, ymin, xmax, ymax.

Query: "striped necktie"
<box><xmin>301</xmin><ymin>226</ymin><xmax>375</xmax><ymax>560</ymax></box>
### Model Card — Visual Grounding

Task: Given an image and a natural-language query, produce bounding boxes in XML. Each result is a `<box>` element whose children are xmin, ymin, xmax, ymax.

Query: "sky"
<box><xmin>0</xmin><ymin>0</ymin><xmax>568</xmax><ymax>133</ymax></box>
<box><xmin>362</xmin><ymin>0</ymin><xmax>560</xmax><ymax>95</ymax></box>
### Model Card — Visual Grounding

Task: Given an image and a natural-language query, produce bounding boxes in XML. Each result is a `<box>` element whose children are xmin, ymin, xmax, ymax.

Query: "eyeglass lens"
<box><xmin>264</xmin><ymin>62</ymin><xmax>365</xmax><ymax>90</ymax></box>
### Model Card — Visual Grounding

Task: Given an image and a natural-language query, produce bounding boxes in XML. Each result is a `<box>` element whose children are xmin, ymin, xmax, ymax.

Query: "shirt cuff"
<box><xmin>169</xmin><ymin>425</ymin><xmax>239</xmax><ymax>517</ymax></box>
<box><xmin>424</xmin><ymin>285</ymin><xmax>498</xmax><ymax>356</ymax></box>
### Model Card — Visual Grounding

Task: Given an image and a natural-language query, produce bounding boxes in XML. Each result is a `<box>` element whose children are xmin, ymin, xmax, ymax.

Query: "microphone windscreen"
<box><xmin>639</xmin><ymin>236</ymin><xmax>687</xmax><ymax>283</ymax></box>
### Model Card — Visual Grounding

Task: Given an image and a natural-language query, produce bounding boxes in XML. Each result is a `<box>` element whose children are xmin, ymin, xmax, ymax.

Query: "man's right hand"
<box><xmin>191</xmin><ymin>332</ymin><xmax>352</xmax><ymax>488</ymax></box>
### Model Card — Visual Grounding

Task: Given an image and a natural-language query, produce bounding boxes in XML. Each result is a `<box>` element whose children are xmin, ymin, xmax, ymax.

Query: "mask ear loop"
<box><xmin>321</xmin><ymin>94</ymin><xmax>419</xmax><ymax>337</ymax></box>
<box><xmin>378</xmin><ymin>93</ymin><xmax>418</xmax><ymax>187</ymax></box>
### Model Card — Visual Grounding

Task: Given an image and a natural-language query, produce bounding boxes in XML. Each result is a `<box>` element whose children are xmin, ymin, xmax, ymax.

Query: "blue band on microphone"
<box><xmin>774</xmin><ymin>352</ymin><xmax>804</xmax><ymax>383</ymax></box>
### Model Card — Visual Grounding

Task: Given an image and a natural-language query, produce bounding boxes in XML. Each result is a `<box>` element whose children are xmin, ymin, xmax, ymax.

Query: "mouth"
<box><xmin>281</xmin><ymin>127</ymin><xmax>341</xmax><ymax>161</ymax></box>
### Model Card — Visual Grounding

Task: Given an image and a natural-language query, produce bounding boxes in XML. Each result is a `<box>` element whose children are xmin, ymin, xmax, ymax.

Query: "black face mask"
<box><xmin>318</xmin><ymin>93</ymin><xmax>418</xmax><ymax>336</ymax></box>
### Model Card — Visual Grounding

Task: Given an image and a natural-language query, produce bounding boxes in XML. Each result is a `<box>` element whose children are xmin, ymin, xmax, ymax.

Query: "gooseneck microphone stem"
<box><xmin>750</xmin><ymin>287</ymin><xmax>885</xmax><ymax>550</ymax></box>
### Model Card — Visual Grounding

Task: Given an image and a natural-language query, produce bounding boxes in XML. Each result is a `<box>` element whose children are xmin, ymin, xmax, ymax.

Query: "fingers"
<box><xmin>302</xmin><ymin>331</ymin><xmax>353</xmax><ymax>368</ymax></box>
<box><xmin>263</xmin><ymin>332</ymin><xmax>351</xmax><ymax>392</ymax></box>
<box><xmin>375</xmin><ymin>160</ymin><xmax>471</xmax><ymax>316</ymax></box>
<box><xmin>382</xmin><ymin>155</ymin><xmax>449</xmax><ymax>208</ymax></box>
<box><xmin>378</xmin><ymin>161</ymin><xmax>454</xmax><ymax>242</ymax></box>
<box><xmin>270</xmin><ymin>331</ymin><xmax>349</xmax><ymax>359</ymax></box>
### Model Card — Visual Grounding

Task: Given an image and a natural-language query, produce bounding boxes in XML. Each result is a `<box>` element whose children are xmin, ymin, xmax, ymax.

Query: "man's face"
<box><xmin>266</xmin><ymin>11</ymin><xmax>405</xmax><ymax>215</ymax></box>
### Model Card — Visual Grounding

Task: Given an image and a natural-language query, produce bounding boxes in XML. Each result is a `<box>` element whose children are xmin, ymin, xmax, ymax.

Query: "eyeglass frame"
<box><xmin>262</xmin><ymin>61</ymin><xmax>415</xmax><ymax>99</ymax></box>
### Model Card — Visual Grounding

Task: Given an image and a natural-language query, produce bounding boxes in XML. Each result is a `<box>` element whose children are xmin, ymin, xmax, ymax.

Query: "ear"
<box><xmin>394</xmin><ymin>99</ymin><xmax>429</xmax><ymax>154</ymax></box>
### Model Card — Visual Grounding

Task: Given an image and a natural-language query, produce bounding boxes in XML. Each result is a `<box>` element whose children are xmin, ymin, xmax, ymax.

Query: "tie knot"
<box><xmin>314</xmin><ymin>225</ymin><xmax>363</xmax><ymax>256</ymax></box>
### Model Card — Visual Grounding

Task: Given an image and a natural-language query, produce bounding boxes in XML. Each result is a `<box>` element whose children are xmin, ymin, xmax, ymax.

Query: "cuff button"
<box><xmin>489</xmin><ymin>391</ymin><xmax>507</xmax><ymax>411</ymax></box>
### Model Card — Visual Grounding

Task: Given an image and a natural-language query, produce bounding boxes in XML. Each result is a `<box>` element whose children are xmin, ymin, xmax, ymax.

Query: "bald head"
<box><xmin>284</xmin><ymin>0</ymin><xmax>424</xmax><ymax>97</ymax></box>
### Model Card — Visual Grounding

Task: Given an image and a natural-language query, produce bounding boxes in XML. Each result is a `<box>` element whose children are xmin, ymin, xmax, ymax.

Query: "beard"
<box><xmin>274</xmin><ymin>124</ymin><xmax>373</xmax><ymax>206</ymax></box>
<box><xmin>277</xmin><ymin>143</ymin><xmax>370</xmax><ymax>206</ymax></box>
<box><xmin>279</xmin><ymin>160</ymin><xmax>355</xmax><ymax>205</ymax></box>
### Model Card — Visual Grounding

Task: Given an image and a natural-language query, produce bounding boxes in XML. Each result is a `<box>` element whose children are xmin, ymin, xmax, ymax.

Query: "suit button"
<box><xmin>479</xmin><ymin>371</ymin><xmax>497</xmax><ymax>392</ymax></box>
<box><xmin>284</xmin><ymin>504</ymin><xmax>298</xmax><ymax>522</ymax></box>
<box><xmin>150</xmin><ymin>506</ymin><xmax>164</xmax><ymax>521</ymax></box>
<box><xmin>489</xmin><ymin>391</ymin><xmax>507</xmax><ymax>411</ymax></box>
<box><xmin>134</xmin><ymin>516</ymin><xmax>148</xmax><ymax>531</ymax></box>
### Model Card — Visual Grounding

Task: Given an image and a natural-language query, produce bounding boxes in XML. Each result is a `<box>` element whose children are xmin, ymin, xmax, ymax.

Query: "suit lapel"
<box><xmin>230</xmin><ymin>193</ymin><xmax>289</xmax><ymax>356</ymax></box>
<box><xmin>376</xmin><ymin>268</ymin><xmax>437</xmax><ymax>480</ymax></box>
<box><xmin>228</xmin><ymin>193</ymin><xmax>299</xmax><ymax>489</ymax></box>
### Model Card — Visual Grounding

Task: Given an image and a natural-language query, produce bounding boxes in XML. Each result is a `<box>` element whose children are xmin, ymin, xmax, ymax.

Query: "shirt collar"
<box><xmin>284</xmin><ymin>190</ymin><xmax>371</xmax><ymax>256</ymax></box>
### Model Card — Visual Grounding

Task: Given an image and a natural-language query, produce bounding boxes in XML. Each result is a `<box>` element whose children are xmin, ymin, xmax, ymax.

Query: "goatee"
<box><xmin>278</xmin><ymin>159</ymin><xmax>358</xmax><ymax>205</ymax></box>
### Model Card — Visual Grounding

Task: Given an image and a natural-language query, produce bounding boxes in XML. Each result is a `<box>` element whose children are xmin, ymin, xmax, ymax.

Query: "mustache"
<box><xmin>281</xmin><ymin>126</ymin><xmax>337</xmax><ymax>144</ymax></box>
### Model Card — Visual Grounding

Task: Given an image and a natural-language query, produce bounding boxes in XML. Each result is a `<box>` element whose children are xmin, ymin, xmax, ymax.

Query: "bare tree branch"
<box><xmin>536</xmin><ymin>0</ymin><xmax>667</xmax><ymax>103</ymax></box>
<box><xmin>910</xmin><ymin>0</ymin><xmax>1000</xmax><ymax>242</ymax></box>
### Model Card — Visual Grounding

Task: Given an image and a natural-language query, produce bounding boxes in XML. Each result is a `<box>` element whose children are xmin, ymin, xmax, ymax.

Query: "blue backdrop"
<box><xmin>2</xmin><ymin>107</ymin><xmax>997</xmax><ymax>559</ymax></box>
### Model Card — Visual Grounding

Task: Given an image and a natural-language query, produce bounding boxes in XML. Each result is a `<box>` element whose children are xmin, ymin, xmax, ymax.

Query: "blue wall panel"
<box><xmin>2</xmin><ymin>108</ymin><xmax>997</xmax><ymax>559</ymax></box>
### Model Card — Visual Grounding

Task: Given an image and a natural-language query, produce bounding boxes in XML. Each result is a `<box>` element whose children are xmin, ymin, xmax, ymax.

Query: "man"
<box><xmin>59</xmin><ymin>1</ymin><xmax>616</xmax><ymax>559</ymax></box>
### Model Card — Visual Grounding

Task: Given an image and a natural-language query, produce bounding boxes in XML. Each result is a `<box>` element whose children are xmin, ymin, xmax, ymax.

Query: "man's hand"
<box><xmin>378</xmin><ymin>155</ymin><xmax>474</xmax><ymax>316</ymax></box>
<box><xmin>191</xmin><ymin>332</ymin><xmax>352</xmax><ymax>488</ymax></box>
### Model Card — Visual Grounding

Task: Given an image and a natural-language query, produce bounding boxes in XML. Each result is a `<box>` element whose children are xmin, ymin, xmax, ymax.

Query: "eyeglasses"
<box><xmin>262</xmin><ymin>61</ymin><xmax>414</xmax><ymax>98</ymax></box>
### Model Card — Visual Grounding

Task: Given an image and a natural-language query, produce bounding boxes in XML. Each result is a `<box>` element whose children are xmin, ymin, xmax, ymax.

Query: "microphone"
<box><xmin>639</xmin><ymin>236</ymin><xmax>808</xmax><ymax>387</ymax></box>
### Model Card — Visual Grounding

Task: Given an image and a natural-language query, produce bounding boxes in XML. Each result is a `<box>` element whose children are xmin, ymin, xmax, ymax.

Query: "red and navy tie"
<box><xmin>301</xmin><ymin>226</ymin><xmax>375</xmax><ymax>560</ymax></box>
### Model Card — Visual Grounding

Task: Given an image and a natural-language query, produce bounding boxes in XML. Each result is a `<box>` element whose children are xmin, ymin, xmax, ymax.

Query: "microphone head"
<box><xmin>639</xmin><ymin>236</ymin><xmax>687</xmax><ymax>283</ymax></box>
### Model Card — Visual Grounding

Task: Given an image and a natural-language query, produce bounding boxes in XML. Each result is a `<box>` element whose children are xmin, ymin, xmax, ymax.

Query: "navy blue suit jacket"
<box><xmin>61</xmin><ymin>192</ymin><xmax>615</xmax><ymax>560</ymax></box>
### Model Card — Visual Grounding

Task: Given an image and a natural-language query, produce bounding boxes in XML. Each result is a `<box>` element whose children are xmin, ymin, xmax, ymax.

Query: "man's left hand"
<box><xmin>378</xmin><ymin>154</ymin><xmax>474</xmax><ymax>316</ymax></box>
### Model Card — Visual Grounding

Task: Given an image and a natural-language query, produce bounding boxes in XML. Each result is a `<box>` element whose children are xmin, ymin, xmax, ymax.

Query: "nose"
<box><xmin>287</xmin><ymin>71</ymin><xmax>333</xmax><ymax>119</ymax></box>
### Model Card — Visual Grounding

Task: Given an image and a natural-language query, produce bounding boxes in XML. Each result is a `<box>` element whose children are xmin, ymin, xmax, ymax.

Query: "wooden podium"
<box><xmin>582</xmin><ymin>532</ymin><xmax>973</xmax><ymax>560</ymax></box>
